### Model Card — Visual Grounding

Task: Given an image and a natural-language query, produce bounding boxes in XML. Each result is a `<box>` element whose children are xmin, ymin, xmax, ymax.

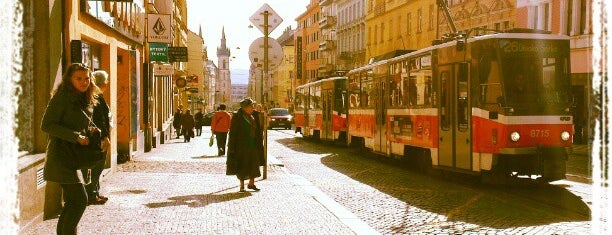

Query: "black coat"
<box><xmin>93</xmin><ymin>95</ymin><xmax>110</xmax><ymax>139</ymax></box>
<box><xmin>226</xmin><ymin>109</ymin><xmax>264</xmax><ymax>177</ymax></box>
<box><xmin>194</xmin><ymin>111</ymin><xmax>204</xmax><ymax>128</ymax></box>
<box><xmin>41</xmin><ymin>88</ymin><xmax>92</xmax><ymax>183</ymax></box>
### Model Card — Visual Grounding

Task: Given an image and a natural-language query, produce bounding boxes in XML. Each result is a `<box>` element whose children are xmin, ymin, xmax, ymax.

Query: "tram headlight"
<box><xmin>510</xmin><ymin>131</ymin><xmax>521</xmax><ymax>142</ymax></box>
<box><xmin>561</xmin><ymin>131</ymin><xmax>571</xmax><ymax>142</ymax></box>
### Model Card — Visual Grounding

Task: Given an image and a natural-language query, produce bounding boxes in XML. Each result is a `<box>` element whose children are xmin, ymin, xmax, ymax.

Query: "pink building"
<box><xmin>516</xmin><ymin>0</ymin><xmax>593</xmax><ymax>144</ymax></box>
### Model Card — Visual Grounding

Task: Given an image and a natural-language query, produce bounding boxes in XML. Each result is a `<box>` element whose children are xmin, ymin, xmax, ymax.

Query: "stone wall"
<box><xmin>0</xmin><ymin>0</ymin><xmax>21</xmax><ymax>234</ymax></box>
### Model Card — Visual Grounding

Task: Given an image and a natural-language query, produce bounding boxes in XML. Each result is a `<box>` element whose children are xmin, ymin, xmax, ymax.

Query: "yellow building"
<box><xmin>272</xmin><ymin>27</ymin><xmax>296</xmax><ymax>109</ymax></box>
<box><xmin>186</xmin><ymin>27</ymin><xmax>207</xmax><ymax>111</ymax></box>
<box><xmin>439</xmin><ymin>0</ymin><xmax>517</xmax><ymax>37</ymax></box>
<box><xmin>365</xmin><ymin>0</ymin><xmax>516</xmax><ymax>62</ymax></box>
<box><xmin>365</xmin><ymin>0</ymin><xmax>438</xmax><ymax>61</ymax></box>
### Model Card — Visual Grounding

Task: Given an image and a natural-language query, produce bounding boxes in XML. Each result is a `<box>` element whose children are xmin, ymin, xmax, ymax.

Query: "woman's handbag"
<box><xmin>72</xmin><ymin>109</ymin><xmax>106</xmax><ymax>168</ymax></box>
<box><xmin>209</xmin><ymin>133</ymin><xmax>215</xmax><ymax>147</ymax></box>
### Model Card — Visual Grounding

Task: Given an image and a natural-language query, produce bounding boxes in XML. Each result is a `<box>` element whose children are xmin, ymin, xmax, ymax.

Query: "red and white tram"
<box><xmin>297</xmin><ymin>31</ymin><xmax>574</xmax><ymax>182</ymax></box>
<box><xmin>294</xmin><ymin>77</ymin><xmax>348</xmax><ymax>143</ymax></box>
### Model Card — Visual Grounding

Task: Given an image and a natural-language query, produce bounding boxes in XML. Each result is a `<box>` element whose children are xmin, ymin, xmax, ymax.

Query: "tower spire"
<box><xmin>199</xmin><ymin>24</ymin><xmax>202</xmax><ymax>38</ymax></box>
<box><xmin>217</xmin><ymin>26</ymin><xmax>230</xmax><ymax>56</ymax></box>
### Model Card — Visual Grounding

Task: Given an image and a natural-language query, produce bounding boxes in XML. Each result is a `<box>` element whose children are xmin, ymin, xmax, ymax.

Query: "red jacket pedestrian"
<box><xmin>211</xmin><ymin>104</ymin><xmax>232</xmax><ymax>156</ymax></box>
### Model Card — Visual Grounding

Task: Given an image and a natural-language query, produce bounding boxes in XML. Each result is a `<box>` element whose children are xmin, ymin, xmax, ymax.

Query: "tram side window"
<box><xmin>349</xmin><ymin>75</ymin><xmax>361</xmax><ymax>108</ymax></box>
<box><xmin>441</xmin><ymin>71</ymin><xmax>451</xmax><ymax>130</ymax></box>
<box><xmin>480</xmin><ymin>60</ymin><xmax>503</xmax><ymax>107</ymax></box>
<box><xmin>314</xmin><ymin>85</ymin><xmax>322</xmax><ymax>110</ymax></box>
<box><xmin>308</xmin><ymin>88</ymin><xmax>314</xmax><ymax>109</ymax></box>
<box><xmin>361</xmin><ymin>76</ymin><xmax>373</xmax><ymax>108</ymax></box>
<box><xmin>295</xmin><ymin>89</ymin><xmax>304</xmax><ymax>111</ymax></box>
<box><xmin>408</xmin><ymin>71</ymin><xmax>432</xmax><ymax>106</ymax></box>
<box><xmin>423</xmin><ymin>71</ymin><xmax>432</xmax><ymax>106</ymax></box>
<box><xmin>334</xmin><ymin>81</ymin><xmax>347</xmax><ymax>115</ymax></box>
<box><xmin>389</xmin><ymin>74</ymin><xmax>403</xmax><ymax>107</ymax></box>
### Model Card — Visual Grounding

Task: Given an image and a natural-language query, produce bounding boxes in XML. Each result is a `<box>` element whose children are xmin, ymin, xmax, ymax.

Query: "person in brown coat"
<box><xmin>41</xmin><ymin>63</ymin><xmax>100</xmax><ymax>235</ymax></box>
<box><xmin>181</xmin><ymin>109</ymin><xmax>195</xmax><ymax>142</ymax></box>
<box><xmin>226</xmin><ymin>98</ymin><xmax>264</xmax><ymax>192</ymax></box>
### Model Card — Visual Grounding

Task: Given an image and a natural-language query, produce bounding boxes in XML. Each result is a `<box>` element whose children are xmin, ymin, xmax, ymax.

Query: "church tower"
<box><xmin>216</xmin><ymin>26</ymin><xmax>231</xmax><ymax>104</ymax></box>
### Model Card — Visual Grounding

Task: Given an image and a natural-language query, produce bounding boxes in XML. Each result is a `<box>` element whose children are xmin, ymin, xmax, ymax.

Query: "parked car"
<box><xmin>267</xmin><ymin>108</ymin><xmax>292</xmax><ymax>130</ymax></box>
<box><xmin>201</xmin><ymin>111</ymin><xmax>216</xmax><ymax>126</ymax></box>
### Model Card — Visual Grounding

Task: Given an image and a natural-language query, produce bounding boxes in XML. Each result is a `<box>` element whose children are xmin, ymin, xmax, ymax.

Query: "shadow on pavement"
<box><xmin>276</xmin><ymin>137</ymin><xmax>341</xmax><ymax>155</ymax></box>
<box><xmin>319</xmin><ymin>151</ymin><xmax>590</xmax><ymax>229</ymax></box>
<box><xmin>112</xmin><ymin>189</ymin><xmax>147</xmax><ymax>195</ymax></box>
<box><xmin>191</xmin><ymin>155</ymin><xmax>225</xmax><ymax>159</ymax></box>
<box><xmin>145</xmin><ymin>192</ymin><xmax>251</xmax><ymax>208</ymax></box>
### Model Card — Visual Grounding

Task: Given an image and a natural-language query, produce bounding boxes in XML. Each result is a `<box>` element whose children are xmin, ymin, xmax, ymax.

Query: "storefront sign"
<box><xmin>296</xmin><ymin>36</ymin><xmax>302</xmax><ymax>78</ymax></box>
<box><xmin>149</xmin><ymin>43</ymin><xmax>168</xmax><ymax>62</ymax></box>
<box><xmin>152</xmin><ymin>64</ymin><xmax>173</xmax><ymax>76</ymax></box>
<box><xmin>147</xmin><ymin>14</ymin><xmax>171</xmax><ymax>43</ymax></box>
<box><xmin>168</xmin><ymin>47</ymin><xmax>188</xmax><ymax>62</ymax></box>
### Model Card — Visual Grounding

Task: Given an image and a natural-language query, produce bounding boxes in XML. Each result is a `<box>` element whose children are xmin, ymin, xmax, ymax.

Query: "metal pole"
<box><xmin>144</xmin><ymin>12</ymin><xmax>152</xmax><ymax>152</ymax></box>
<box><xmin>262</xmin><ymin>11</ymin><xmax>269</xmax><ymax>179</ymax></box>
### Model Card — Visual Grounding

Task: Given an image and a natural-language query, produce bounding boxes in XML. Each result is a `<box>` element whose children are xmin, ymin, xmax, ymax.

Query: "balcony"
<box><xmin>319</xmin><ymin>15</ymin><xmax>336</xmax><ymax>29</ymax></box>
<box><xmin>319</xmin><ymin>40</ymin><xmax>335</xmax><ymax>51</ymax></box>
<box><xmin>319</xmin><ymin>0</ymin><xmax>333</xmax><ymax>6</ymax></box>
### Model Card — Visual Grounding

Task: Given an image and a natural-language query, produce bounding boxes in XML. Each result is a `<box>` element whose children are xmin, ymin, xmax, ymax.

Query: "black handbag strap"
<box><xmin>80</xmin><ymin>109</ymin><xmax>99</xmax><ymax>130</ymax></box>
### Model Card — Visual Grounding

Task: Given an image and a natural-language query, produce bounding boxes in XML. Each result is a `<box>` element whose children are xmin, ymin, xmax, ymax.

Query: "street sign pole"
<box><xmin>144</xmin><ymin>13</ymin><xmax>152</xmax><ymax>152</ymax></box>
<box><xmin>250</xmin><ymin>3</ymin><xmax>282</xmax><ymax>180</ymax></box>
<box><xmin>262</xmin><ymin>10</ymin><xmax>269</xmax><ymax>179</ymax></box>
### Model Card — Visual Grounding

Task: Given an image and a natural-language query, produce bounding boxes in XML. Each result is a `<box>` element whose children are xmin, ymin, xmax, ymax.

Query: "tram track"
<box><xmin>272</xmin><ymin>130</ymin><xmax>591</xmax><ymax>221</ymax></box>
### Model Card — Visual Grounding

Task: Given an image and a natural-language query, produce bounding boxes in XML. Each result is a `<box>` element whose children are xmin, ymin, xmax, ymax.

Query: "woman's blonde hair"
<box><xmin>92</xmin><ymin>70</ymin><xmax>109</xmax><ymax>87</ymax></box>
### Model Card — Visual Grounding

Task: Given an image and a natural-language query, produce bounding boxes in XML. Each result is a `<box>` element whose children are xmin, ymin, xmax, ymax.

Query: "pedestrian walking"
<box><xmin>194</xmin><ymin>108</ymin><xmax>204</xmax><ymax>136</ymax></box>
<box><xmin>82</xmin><ymin>70</ymin><xmax>112</xmax><ymax>205</ymax></box>
<box><xmin>226</xmin><ymin>98</ymin><xmax>263</xmax><ymax>192</ymax></box>
<box><xmin>41</xmin><ymin>63</ymin><xmax>100</xmax><ymax>235</ymax></box>
<box><xmin>181</xmin><ymin>109</ymin><xmax>195</xmax><ymax>142</ymax></box>
<box><xmin>211</xmin><ymin>104</ymin><xmax>231</xmax><ymax>156</ymax></box>
<box><xmin>173</xmin><ymin>108</ymin><xmax>182</xmax><ymax>139</ymax></box>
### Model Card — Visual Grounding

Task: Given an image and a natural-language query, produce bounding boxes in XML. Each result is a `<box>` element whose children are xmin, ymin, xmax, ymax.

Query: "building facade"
<box><xmin>15</xmin><ymin>0</ymin><xmax>190</xmax><ymax>231</ymax></box>
<box><xmin>296</xmin><ymin>0</ymin><xmax>322</xmax><ymax>85</ymax></box>
<box><xmin>336</xmin><ymin>0</ymin><xmax>367</xmax><ymax>71</ymax></box>
<box><xmin>206</xmin><ymin>60</ymin><xmax>218</xmax><ymax>112</ymax></box>
<box><xmin>17</xmin><ymin>0</ymin><xmax>148</xmax><ymax>231</ymax></box>
<box><xmin>186</xmin><ymin>28</ymin><xmax>207</xmax><ymax>112</ymax></box>
<box><xmin>231</xmin><ymin>84</ymin><xmax>249</xmax><ymax>109</ymax></box>
<box><xmin>318</xmin><ymin>0</ymin><xmax>339</xmax><ymax>77</ymax></box>
<box><xmin>271</xmin><ymin>27</ymin><xmax>296</xmax><ymax>109</ymax></box>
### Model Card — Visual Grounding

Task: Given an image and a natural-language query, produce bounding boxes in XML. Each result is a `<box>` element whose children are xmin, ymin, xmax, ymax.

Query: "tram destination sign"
<box><xmin>499</xmin><ymin>39</ymin><xmax>564</xmax><ymax>56</ymax></box>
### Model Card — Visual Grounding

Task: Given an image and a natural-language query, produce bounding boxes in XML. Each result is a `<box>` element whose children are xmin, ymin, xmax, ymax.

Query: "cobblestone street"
<box><xmin>270</xmin><ymin>130</ymin><xmax>593</xmax><ymax>234</ymax></box>
<box><xmin>23</xmin><ymin>129</ymin><xmax>593</xmax><ymax>234</ymax></box>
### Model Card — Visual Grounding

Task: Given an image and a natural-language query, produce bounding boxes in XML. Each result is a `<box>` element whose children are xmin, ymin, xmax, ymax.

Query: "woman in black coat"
<box><xmin>41</xmin><ymin>63</ymin><xmax>100</xmax><ymax>234</ymax></box>
<box><xmin>226</xmin><ymin>98</ymin><xmax>263</xmax><ymax>192</ymax></box>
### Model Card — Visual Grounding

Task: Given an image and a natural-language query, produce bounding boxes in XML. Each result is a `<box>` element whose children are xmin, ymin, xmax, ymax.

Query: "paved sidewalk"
<box><xmin>566</xmin><ymin>144</ymin><xmax>592</xmax><ymax>183</ymax></box>
<box><xmin>23</xmin><ymin>129</ymin><xmax>376</xmax><ymax>235</ymax></box>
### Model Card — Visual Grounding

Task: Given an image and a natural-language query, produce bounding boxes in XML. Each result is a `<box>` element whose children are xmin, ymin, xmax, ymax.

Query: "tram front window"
<box><xmin>500</xmin><ymin>56</ymin><xmax>571</xmax><ymax>114</ymax></box>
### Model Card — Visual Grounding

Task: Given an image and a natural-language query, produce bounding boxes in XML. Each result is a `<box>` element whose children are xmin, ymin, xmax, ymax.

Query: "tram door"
<box><xmin>321</xmin><ymin>88</ymin><xmax>333</xmax><ymax>140</ymax></box>
<box><xmin>374</xmin><ymin>80</ymin><xmax>387</xmax><ymax>153</ymax></box>
<box><xmin>438</xmin><ymin>63</ymin><xmax>472</xmax><ymax>170</ymax></box>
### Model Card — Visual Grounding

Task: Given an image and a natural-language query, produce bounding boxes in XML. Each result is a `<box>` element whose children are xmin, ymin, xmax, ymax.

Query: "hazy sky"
<box><xmin>186</xmin><ymin>0</ymin><xmax>310</xmax><ymax>72</ymax></box>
